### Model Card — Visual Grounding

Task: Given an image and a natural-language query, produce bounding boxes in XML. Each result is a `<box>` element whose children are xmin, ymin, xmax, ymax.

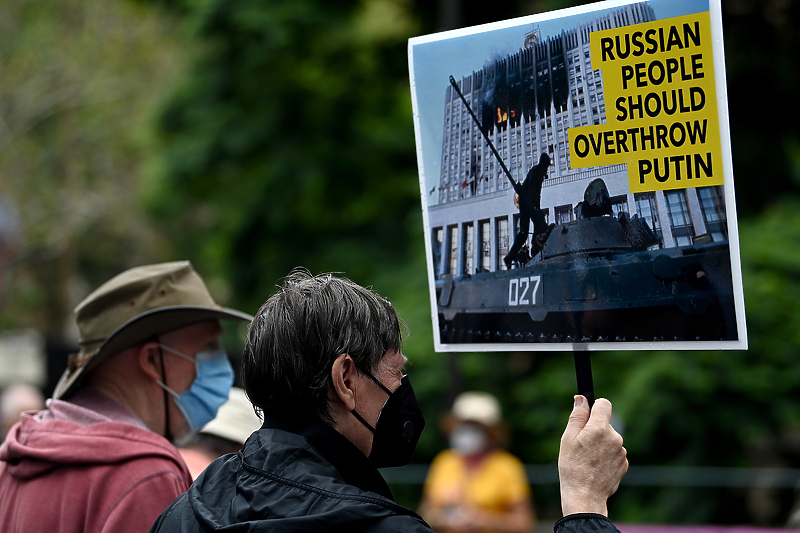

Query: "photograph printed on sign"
<box><xmin>408</xmin><ymin>0</ymin><xmax>747</xmax><ymax>351</ymax></box>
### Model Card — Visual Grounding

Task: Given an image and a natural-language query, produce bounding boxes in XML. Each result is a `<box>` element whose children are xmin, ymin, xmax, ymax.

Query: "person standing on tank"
<box><xmin>504</xmin><ymin>152</ymin><xmax>551</xmax><ymax>269</ymax></box>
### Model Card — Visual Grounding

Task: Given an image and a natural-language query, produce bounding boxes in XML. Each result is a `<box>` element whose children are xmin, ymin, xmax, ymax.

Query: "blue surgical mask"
<box><xmin>156</xmin><ymin>344</ymin><xmax>234</xmax><ymax>433</ymax></box>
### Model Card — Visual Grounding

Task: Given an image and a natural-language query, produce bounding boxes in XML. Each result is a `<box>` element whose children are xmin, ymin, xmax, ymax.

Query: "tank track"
<box><xmin>439</xmin><ymin>325</ymin><xmax>712</xmax><ymax>344</ymax></box>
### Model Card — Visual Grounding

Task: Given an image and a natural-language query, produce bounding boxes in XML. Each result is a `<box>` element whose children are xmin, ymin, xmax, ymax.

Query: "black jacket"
<box><xmin>555</xmin><ymin>513</ymin><xmax>621</xmax><ymax>533</ymax></box>
<box><xmin>149</xmin><ymin>412</ymin><xmax>432</xmax><ymax>533</ymax></box>
<box><xmin>522</xmin><ymin>157</ymin><xmax>548</xmax><ymax>210</ymax></box>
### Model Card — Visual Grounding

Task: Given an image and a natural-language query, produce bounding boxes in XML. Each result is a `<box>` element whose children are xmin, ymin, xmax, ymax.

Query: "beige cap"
<box><xmin>54</xmin><ymin>261</ymin><xmax>253</xmax><ymax>399</ymax></box>
<box><xmin>200</xmin><ymin>387</ymin><xmax>262</xmax><ymax>444</ymax></box>
<box><xmin>451</xmin><ymin>391</ymin><xmax>502</xmax><ymax>426</ymax></box>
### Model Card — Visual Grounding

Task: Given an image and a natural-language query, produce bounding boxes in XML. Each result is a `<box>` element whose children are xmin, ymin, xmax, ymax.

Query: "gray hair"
<box><xmin>242</xmin><ymin>268</ymin><xmax>403</xmax><ymax>422</ymax></box>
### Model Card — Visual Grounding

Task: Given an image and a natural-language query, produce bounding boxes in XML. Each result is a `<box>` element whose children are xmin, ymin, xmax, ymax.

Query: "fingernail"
<box><xmin>574</xmin><ymin>395</ymin><xmax>585</xmax><ymax>408</ymax></box>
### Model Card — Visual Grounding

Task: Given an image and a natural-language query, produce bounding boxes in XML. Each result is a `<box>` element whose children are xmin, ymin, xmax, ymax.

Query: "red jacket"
<box><xmin>0</xmin><ymin>388</ymin><xmax>191</xmax><ymax>533</ymax></box>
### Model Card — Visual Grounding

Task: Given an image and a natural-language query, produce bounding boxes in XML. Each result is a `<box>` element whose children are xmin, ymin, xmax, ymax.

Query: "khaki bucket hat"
<box><xmin>53</xmin><ymin>261</ymin><xmax>253</xmax><ymax>399</ymax></box>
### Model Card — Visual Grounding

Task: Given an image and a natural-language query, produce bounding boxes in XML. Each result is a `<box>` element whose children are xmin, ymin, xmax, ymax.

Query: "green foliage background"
<box><xmin>2</xmin><ymin>0</ymin><xmax>800</xmax><ymax>526</ymax></box>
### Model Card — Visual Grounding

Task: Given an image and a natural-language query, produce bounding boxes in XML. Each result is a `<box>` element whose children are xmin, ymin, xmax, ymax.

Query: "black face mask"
<box><xmin>351</xmin><ymin>374</ymin><xmax>426</xmax><ymax>468</ymax></box>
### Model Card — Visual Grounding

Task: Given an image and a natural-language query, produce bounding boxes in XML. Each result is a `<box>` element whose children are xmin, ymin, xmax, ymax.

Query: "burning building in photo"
<box><xmin>428</xmin><ymin>2</ymin><xmax>728</xmax><ymax>279</ymax></box>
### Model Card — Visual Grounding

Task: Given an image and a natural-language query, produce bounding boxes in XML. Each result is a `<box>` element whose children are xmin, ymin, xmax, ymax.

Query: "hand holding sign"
<box><xmin>558</xmin><ymin>396</ymin><xmax>628</xmax><ymax>517</ymax></box>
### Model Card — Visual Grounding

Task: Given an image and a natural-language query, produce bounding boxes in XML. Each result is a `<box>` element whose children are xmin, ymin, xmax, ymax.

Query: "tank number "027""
<box><xmin>508</xmin><ymin>276</ymin><xmax>542</xmax><ymax>306</ymax></box>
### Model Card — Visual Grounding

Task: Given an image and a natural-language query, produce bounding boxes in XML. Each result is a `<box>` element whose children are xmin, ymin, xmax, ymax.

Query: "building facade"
<box><xmin>428</xmin><ymin>2</ymin><xmax>729</xmax><ymax>279</ymax></box>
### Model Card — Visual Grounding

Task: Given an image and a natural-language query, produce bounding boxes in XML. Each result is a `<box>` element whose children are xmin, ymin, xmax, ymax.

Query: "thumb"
<box><xmin>563</xmin><ymin>395</ymin><xmax>590</xmax><ymax>440</ymax></box>
<box><xmin>584</xmin><ymin>397</ymin><xmax>613</xmax><ymax>430</ymax></box>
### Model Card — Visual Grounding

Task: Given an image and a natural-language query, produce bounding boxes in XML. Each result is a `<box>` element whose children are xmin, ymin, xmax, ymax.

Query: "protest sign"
<box><xmin>408</xmin><ymin>0</ymin><xmax>747</xmax><ymax>351</ymax></box>
<box><xmin>570</xmin><ymin>12</ymin><xmax>722</xmax><ymax>193</ymax></box>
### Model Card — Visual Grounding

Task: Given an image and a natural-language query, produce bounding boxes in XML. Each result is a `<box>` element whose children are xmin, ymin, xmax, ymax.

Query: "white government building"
<box><xmin>427</xmin><ymin>2</ymin><xmax>728</xmax><ymax>279</ymax></box>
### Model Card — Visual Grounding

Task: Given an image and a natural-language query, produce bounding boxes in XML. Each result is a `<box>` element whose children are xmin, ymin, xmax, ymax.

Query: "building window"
<box><xmin>480</xmin><ymin>220</ymin><xmax>491</xmax><ymax>273</ymax></box>
<box><xmin>665</xmin><ymin>190</ymin><xmax>694</xmax><ymax>246</ymax></box>
<box><xmin>555</xmin><ymin>204</ymin><xmax>572</xmax><ymax>224</ymax></box>
<box><xmin>448</xmin><ymin>225</ymin><xmax>458</xmax><ymax>275</ymax></box>
<box><xmin>697</xmin><ymin>186</ymin><xmax>728</xmax><ymax>242</ymax></box>
<box><xmin>432</xmin><ymin>227</ymin><xmax>443</xmax><ymax>278</ymax></box>
<box><xmin>464</xmin><ymin>223</ymin><xmax>474</xmax><ymax>275</ymax></box>
<box><xmin>634</xmin><ymin>192</ymin><xmax>662</xmax><ymax>243</ymax></box>
<box><xmin>611</xmin><ymin>195</ymin><xmax>629</xmax><ymax>218</ymax></box>
<box><xmin>497</xmin><ymin>217</ymin><xmax>510</xmax><ymax>270</ymax></box>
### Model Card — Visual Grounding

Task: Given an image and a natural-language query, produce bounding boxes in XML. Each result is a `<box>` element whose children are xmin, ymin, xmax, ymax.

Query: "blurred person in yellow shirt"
<box><xmin>420</xmin><ymin>391</ymin><xmax>535</xmax><ymax>533</ymax></box>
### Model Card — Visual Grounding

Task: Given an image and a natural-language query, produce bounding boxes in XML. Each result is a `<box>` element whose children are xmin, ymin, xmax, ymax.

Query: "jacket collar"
<box><xmin>260</xmin><ymin>411</ymin><xmax>395</xmax><ymax>501</ymax></box>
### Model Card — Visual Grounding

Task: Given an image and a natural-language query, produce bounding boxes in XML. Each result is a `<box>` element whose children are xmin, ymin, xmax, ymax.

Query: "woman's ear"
<box><xmin>330</xmin><ymin>353</ymin><xmax>357</xmax><ymax>411</ymax></box>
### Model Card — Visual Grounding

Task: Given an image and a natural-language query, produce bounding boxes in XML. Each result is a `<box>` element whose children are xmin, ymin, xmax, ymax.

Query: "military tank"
<box><xmin>435</xmin><ymin>180</ymin><xmax>739</xmax><ymax>345</ymax></box>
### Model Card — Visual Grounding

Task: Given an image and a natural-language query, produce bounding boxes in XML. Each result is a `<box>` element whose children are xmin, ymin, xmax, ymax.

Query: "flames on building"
<box><xmin>439</xmin><ymin>4</ymin><xmax>657</xmax><ymax>204</ymax></box>
<box><xmin>476</xmin><ymin>37</ymin><xmax>570</xmax><ymax>134</ymax></box>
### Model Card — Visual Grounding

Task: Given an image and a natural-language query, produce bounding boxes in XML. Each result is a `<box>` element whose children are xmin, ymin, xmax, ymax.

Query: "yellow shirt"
<box><xmin>423</xmin><ymin>448</ymin><xmax>531</xmax><ymax>516</ymax></box>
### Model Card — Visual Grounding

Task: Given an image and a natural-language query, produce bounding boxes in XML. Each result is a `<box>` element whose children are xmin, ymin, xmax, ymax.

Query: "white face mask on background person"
<box><xmin>449</xmin><ymin>424</ymin><xmax>488</xmax><ymax>456</ymax></box>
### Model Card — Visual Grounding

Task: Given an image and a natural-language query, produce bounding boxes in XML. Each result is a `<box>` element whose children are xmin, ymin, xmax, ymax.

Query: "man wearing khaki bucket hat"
<box><xmin>0</xmin><ymin>261</ymin><xmax>253</xmax><ymax>532</ymax></box>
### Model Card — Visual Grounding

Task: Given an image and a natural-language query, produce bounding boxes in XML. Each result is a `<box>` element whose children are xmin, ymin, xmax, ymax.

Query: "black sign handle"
<box><xmin>573</xmin><ymin>351</ymin><xmax>595</xmax><ymax>408</ymax></box>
